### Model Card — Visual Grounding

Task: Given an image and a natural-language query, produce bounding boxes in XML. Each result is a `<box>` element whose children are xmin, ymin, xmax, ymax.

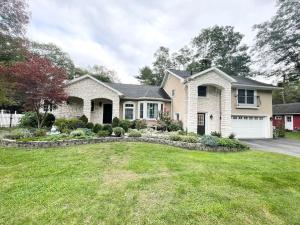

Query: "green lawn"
<box><xmin>286</xmin><ymin>131</ymin><xmax>300</xmax><ymax>140</ymax></box>
<box><xmin>1</xmin><ymin>143</ymin><xmax>300</xmax><ymax>225</ymax></box>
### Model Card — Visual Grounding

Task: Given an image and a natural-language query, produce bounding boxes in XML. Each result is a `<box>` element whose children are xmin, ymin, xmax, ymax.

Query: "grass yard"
<box><xmin>286</xmin><ymin>131</ymin><xmax>300</xmax><ymax>140</ymax></box>
<box><xmin>1</xmin><ymin>143</ymin><xmax>300</xmax><ymax>225</ymax></box>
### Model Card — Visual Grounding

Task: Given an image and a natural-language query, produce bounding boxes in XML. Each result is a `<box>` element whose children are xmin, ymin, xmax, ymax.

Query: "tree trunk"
<box><xmin>282</xmin><ymin>74</ymin><xmax>287</xmax><ymax>104</ymax></box>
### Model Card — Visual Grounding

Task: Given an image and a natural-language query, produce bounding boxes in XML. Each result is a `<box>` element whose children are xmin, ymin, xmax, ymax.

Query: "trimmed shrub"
<box><xmin>217</xmin><ymin>138</ymin><xmax>249</xmax><ymax>150</ymax></box>
<box><xmin>19</xmin><ymin>112</ymin><xmax>55</xmax><ymax>128</ymax></box>
<box><xmin>93</xmin><ymin>123</ymin><xmax>102</xmax><ymax>133</ymax></box>
<box><xmin>133</xmin><ymin>119</ymin><xmax>147</xmax><ymax>130</ymax></box>
<box><xmin>33</xmin><ymin>128</ymin><xmax>47</xmax><ymax>137</ymax></box>
<box><xmin>113</xmin><ymin>127</ymin><xmax>125</xmax><ymax>137</ymax></box>
<box><xmin>119</xmin><ymin>119</ymin><xmax>131</xmax><ymax>132</ymax></box>
<box><xmin>97</xmin><ymin>130</ymin><xmax>110</xmax><ymax>137</ymax></box>
<box><xmin>70</xmin><ymin>129</ymin><xmax>85</xmax><ymax>137</ymax></box>
<box><xmin>79</xmin><ymin>115</ymin><xmax>88</xmax><ymax>124</ymax></box>
<box><xmin>229</xmin><ymin>133</ymin><xmax>235</xmax><ymax>139</ymax></box>
<box><xmin>112</xmin><ymin>117</ymin><xmax>120</xmax><ymax>128</ymax></box>
<box><xmin>211</xmin><ymin>131</ymin><xmax>222</xmax><ymax>138</ymax></box>
<box><xmin>168</xmin><ymin>120</ymin><xmax>183</xmax><ymax>131</ymax></box>
<box><xmin>201</xmin><ymin>135</ymin><xmax>219</xmax><ymax>147</ymax></box>
<box><xmin>169</xmin><ymin>134</ymin><xmax>182</xmax><ymax>141</ymax></box>
<box><xmin>54</xmin><ymin>118</ymin><xmax>85</xmax><ymax>132</ymax></box>
<box><xmin>5</xmin><ymin>128</ymin><xmax>32</xmax><ymax>139</ymax></box>
<box><xmin>128</xmin><ymin>130</ymin><xmax>142</xmax><ymax>137</ymax></box>
<box><xmin>102</xmin><ymin>124</ymin><xmax>113</xmax><ymax>135</ymax></box>
<box><xmin>86</xmin><ymin>122</ymin><xmax>94</xmax><ymax>129</ymax></box>
<box><xmin>43</xmin><ymin>113</ymin><xmax>56</xmax><ymax>128</ymax></box>
<box><xmin>181</xmin><ymin>135</ymin><xmax>198</xmax><ymax>143</ymax></box>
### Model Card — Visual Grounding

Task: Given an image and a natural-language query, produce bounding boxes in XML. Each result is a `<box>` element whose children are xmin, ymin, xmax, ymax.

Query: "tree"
<box><xmin>253</xmin><ymin>0</ymin><xmax>300</xmax><ymax>103</ymax></box>
<box><xmin>0</xmin><ymin>0</ymin><xmax>30</xmax><ymax>37</ymax></box>
<box><xmin>186</xmin><ymin>59</ymin><xmax>212</xmax><ymax>74</ymax></box>
<box><xmin>135</xmin><ymin>66</ymin><xmax>156</xmax><ymax>85</ymax></box>
<box><xmin>171</xmin><ymin>46</ymin><xmax>192</xmax><ymax>70</ymax></box>
<box><xmin>152</xmin><ymin>46</ymin><xmax>173</xmax><ymax>85</ymax></box>
<box><xmin>7</xmin><ymin>54</ymin><xmax>67</xmax><ymax>128</ymax></box>
<box><xmin>191</xmin><ymin>25</ymin><xmax>251</xmax><ymax>76</ymax></box>
<box><xmin>273</xmin><ymin>81</ymin><xmax>300</xmax><ymax>104</ymax></box>
<box><xmin>74</xmin><ymin>65</ymin><xmax>118</xmax><ymax>82</ymax></box>
<box><xmin>29</xmin><ymin>42</ymin><xmax>75</xmax><ymax>79</ymax></box>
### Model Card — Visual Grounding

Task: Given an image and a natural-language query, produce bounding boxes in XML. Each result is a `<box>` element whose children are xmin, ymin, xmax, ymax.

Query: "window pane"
<box><xmin>198</xmin><ymin>86</ymin><xmax>207</xmax><ymax>96</ymax></box>
<box><xmin>247</xmin><ymin>96</ymin><xmax>254</xmax><ymax>104</ymax></box>
<box><xmin>125</xmin><ymin>108</ymin><xmax>133</xmax><ymax>120</ymax></box>
<box><xmin>140</xmin><ymin>103</ymin><xmax>143</xmax><ymax>119</ymax></box>
<box><xmin>125</xmin><ymin>104</ymin><xmax>134</xmax><ymax>107</ymax></box>
<box><xmin>147</xmin><ymin>103</ymin><xmax>158</xmax><ymax>119</ymax></box>
<box><xmin>238</xmin><ymin>89</ymin><xmax>245</xmax><ymax>104</ymax></box>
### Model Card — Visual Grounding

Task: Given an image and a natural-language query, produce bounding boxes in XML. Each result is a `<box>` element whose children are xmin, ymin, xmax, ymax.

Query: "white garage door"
<box><xmin>231</xmin><ymin>115</ymin><xmax>268</xmax><ymax>138</ymax></box>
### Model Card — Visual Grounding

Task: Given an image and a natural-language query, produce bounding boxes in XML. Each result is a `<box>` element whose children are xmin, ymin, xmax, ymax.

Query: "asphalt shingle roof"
<box><xmin>168</xmin><ymin>69</ymin><xmax>276</xmax><ymax>88</ymax></box>
<box><xmin>273</xmin><ymin>103</ymin><xmax>300</xmax><ymax>115</ymax></box>
<box><xmin>105</xmin><ymin>82</ymin><xmax>171</xmax><ymax>100</ymax></box>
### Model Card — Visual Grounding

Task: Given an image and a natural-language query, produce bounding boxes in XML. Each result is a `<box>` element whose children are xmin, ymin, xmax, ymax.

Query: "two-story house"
<box><xmin>53</xmin><ymin>67</ymin><xmax>279</xmax><ymax>138</ymax></box>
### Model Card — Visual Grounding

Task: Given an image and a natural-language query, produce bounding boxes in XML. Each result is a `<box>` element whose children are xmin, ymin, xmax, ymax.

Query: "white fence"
<box><xmin>0</xmin><ymin>110</ymin><xmax>23</xmax><ymax>127</ymax></box>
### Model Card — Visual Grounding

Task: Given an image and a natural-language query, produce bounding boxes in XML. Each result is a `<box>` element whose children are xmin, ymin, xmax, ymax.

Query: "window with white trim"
<box><xmin>138</xmin><ymin>101</ymin><xmax>163</xmax><ymax>120</ymax></box>
<box><xmin>123</xmin><ymin>102</ymin><xmax>135</xmax><ymax>120</ymax></box>
<box><xmin>139</xmin><ymin>103</ymin><xmax>144</xmax><ymax>119</ymax></box>
<box><xmin>147</xmin><ymin>103</ymin><xmax>158</xmax><ymax>119</ymax></box>
<box><xmin>237</xmin><ymin>89</ymin><xmax>256</xmax><ymax>105</ymax></box>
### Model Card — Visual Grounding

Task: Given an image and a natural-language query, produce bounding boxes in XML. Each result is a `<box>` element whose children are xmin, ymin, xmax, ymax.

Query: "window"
<box><xmin>123</xmin><ymin>102</ymin><xmax>135</xmax><ymax>120</ymax></box>
<box><xmin>43</xmin><ymin>102</ymin><xmax>53</xmax><ymax>112</ymax></box>
<box><xmin>139</xmin><ymin>103</ymin><xmax>143</xmax><ymax>119</ymax></box>
<box><xmin>175</xmin><ymin>113</ymin><xmax>180</xmax><ymax>121</ymax></box>
<box><xmin>198</xmin><ymin>86</ymin><xmax>207</xmax><ymax>97</ymax></box>
<box><xmin>237</xmin><ymin>89</ymin><xmax>255</xmax><ymax>105</ymax></box>
<box><xmin>147</xmin><ymin>103</ymin><xmax>158</xmax><ymax>119</ymax></box>
<box><xmin>91</xmin><ymin>100</ymin><xmax>95</xmax><ymax>112</ymax></box>
<box><xmin>171</xmin><ymin>89</ymin><xmax>175</xmax><ymax>97</ymax></box>
<box><xmin>275</xmin><ymin>116</ymin><xmax>282</xmax><ymax>120</ymax></box>
<box><xmin>287</xmin><ymin>116</ymin><xmax>292</xmax><ymax>122</ymax></box>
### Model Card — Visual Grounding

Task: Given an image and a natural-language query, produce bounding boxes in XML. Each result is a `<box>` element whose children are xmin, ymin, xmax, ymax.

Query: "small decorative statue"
<box><xmin>49</xmin><ymin>125</ymin><xmax>60</xmax><ymax>135</ymax></box>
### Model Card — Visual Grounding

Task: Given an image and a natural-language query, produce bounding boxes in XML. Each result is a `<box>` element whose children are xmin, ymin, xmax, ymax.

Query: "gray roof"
<box><xmin>273</xmin><ymin>103</ymin><xmax>300</xmax><ymax>115</ymax></box>
<box><xmin>168</xmin><ymin>69</ymin><xmax>276</xmax><ymax>88</ymax></box>
<box><xmin>105</xmin><ymin>82</ymin><xmax>171</xmax><ymax>100</ymax></box>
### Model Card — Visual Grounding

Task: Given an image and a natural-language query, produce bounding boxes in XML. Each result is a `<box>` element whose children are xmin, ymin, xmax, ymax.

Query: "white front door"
<box><xmin>285</xmin><ymin>115</ymin><xmax>293</xmax><ymax>130</ymax></box>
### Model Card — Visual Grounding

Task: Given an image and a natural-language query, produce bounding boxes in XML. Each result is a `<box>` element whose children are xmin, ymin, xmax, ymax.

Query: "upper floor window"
<box><xmin>123</xmin><ymin>102</ymin><xmax>135</xmax><ymax>120</ymax></box>
<box><xmin>198</xmin><ymin>86</ymin><xmax>207</xmax><ymax>97</ymax></box>
<box><xmin>237</xmin><ymin>89</ymin><xmax>255</xmax><ymax>105</ymax></box>
<box><xmin>171</xmin><ymin>89</ymin><xmax>175</xmax><ymax>97</ymax></box>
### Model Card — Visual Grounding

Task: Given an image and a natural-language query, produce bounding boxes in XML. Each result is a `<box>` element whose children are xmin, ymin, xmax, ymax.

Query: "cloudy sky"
<box><xmin>28</xmin><ymin>0</ymin><xmax>277</xmax><ymax>84</ymax></box>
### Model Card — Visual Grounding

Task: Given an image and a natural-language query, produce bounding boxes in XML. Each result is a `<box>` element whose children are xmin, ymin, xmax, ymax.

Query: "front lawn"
<box><xmin>1</xmin><ymin>143</ymin><xmax>300</xmax><ymax>225</ymax></box>
<box><xmin>286</xmin><ymin>131</ymin><xmax>300</xmax><ymax>140</ymax></box>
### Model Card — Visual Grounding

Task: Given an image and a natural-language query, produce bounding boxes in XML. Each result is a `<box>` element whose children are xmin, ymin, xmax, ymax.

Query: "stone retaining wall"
<box><xmin>0</xmin><ymin>137</ymin><xmax>244</xmax><ymax>152</ymax></box>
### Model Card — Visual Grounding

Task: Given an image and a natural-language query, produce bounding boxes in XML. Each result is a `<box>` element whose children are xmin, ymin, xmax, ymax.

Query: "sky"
<box><xmin>27</xmin><ymin>0</ymin><xmax>277</xmax><ymax>84</ymax></box>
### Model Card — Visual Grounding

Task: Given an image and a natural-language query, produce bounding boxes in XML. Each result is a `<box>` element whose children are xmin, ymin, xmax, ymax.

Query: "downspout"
<box><xmin>219</xmin><ymin>90</ymin><xmax>222</xmax><ymax>133</ymax></box>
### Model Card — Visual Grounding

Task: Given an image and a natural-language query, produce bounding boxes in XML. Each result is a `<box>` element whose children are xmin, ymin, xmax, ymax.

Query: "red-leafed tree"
<box><xmin>9</xmin><ymin>54</ymin><xmax>68</xmax><ymax>128</ymax></box>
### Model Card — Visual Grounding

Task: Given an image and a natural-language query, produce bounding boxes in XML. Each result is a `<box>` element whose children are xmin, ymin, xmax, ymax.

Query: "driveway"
<box><xmin>241</xmin><ymin>138</ymin><xmax>300</xmax><ymax>157</ymax></box>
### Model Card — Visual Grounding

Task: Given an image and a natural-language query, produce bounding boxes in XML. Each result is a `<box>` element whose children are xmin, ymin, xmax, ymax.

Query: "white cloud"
<box><xmin>27</xmin><ymin>0</ymin><xmax>277</xmax><ymax>84</ymax></box>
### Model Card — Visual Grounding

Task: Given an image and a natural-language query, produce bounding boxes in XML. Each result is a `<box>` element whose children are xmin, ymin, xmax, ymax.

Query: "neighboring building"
<box><xmin>52</xmin><ymin>67</ymin><xmax>279</xmax><ymax>138</ymax></box>
<box><xmin>273</xmin><ymin>103</ymin><xmax>300</xmax><ymax>131</ymax></box>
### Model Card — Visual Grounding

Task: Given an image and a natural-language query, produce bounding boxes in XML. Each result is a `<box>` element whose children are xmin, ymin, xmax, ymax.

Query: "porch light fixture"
<box><xmin>210</xmin><ymin>114</ymin><xmax>213</xmax><ymax>120</ymax></box>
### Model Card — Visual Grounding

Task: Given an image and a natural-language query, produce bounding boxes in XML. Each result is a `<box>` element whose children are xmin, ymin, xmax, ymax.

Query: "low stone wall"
<box><xmin>0</xmin><ymin>137</ymin><xmax>244</xmax><ymax>152</ymax></box>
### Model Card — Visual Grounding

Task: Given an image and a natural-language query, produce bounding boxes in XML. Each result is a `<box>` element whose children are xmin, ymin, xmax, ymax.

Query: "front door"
<box><xmin>197</xmin><ymin>113</ymin><xmax>205</xmax><ymax>135</ymax></box>
<box><xmin>103</xmin><ymin>104</ymin><xmax>112</xmax><ymax>124</ymax></box>
<box><xmin>285</xmin><ymin>115</ymin><xmax>293</xmax><ymax>130</ymax></box>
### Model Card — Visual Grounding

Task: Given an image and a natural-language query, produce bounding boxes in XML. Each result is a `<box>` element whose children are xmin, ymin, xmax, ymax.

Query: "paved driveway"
<box><xmin>241</xmin><ymin>138</ymin><xmax>300</xmax><ymax>157</ymax></box>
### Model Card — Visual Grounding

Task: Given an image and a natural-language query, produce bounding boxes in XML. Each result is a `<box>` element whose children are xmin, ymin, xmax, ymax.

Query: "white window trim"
<box><xmin>138</xmin><ymin>101</ymin><xmax>164</xmax><ymax>120</ymax></box>
<box><xmin>236</xmin><ymin>89</ymin><xmax>257</xmax><ymax>107</ymax></box>
<box><xmin>123</xmin><ymin>101</ymin><xmax>135</xmax><ymax>120</ymax></box>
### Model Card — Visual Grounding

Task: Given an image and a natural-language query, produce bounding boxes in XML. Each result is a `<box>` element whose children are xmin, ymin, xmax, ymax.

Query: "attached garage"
<box><xmin>231</xmin><ymin>115</ymin><xmax>270</xmax><ymax>139</ymax></box>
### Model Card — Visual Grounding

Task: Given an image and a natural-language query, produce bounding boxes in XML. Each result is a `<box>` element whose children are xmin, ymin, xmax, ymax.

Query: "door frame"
<box><xmin>285</xmin><ymin>115</ymin><xmax>293</xmax><ymax>130</ymax></box>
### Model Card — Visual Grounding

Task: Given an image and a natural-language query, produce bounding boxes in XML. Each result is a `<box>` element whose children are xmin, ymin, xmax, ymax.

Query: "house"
<box><xmin>273</xmin><ymin>102</ymin><xmax>300</xmax><ymax>131</ymax></box>
<box><xmin>52</xmin><ymin>67</ymin><xmax>279</xmax><ymax>138</ymax></box>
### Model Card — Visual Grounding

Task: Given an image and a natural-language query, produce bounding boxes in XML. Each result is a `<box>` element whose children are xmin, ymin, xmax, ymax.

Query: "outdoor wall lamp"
<box><xmin>270</xmin><ymin>117</ymin><xmax>273</xmax><ymax>121</ymax></box>
<box><xmin>210</xmin><ymin>114</ymin><xmax>213</xmax><ymax>120</ymax></box>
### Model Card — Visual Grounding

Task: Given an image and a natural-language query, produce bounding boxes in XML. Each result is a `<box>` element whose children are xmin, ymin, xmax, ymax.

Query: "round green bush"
<box><xmin>43</xmin><ymin>113</ymin><xmax>56</xmax><ymax>128</ymax></box>
<box><xmin>93</xmin><ymin>123</ymin><xmax>102</xmax><ymax>133</ymax></box>
<box><xmin>79</xmin><ymin>115</ymin><xmax>88</xmax><ymax>124</ymax></box>
<box><xmin>181</xmin><ymin>135</ymin><xmax>198</xmax><ymax>143</ymax></box>
<box><xmin>19</xmin><ymin>112</ymin><xmax>38</xmax><ymax>128</ymax></box>
<box><xmin>97</xmin><ymin>130</ymin><xmax>110</xmax><ymax>137</ymax></box>
<box><xmin>133</xmin><ymin>119</ymin><xmax>147</xmax><ymax>130</ymax></box>
<box><xmin>201</xmin><ymin>135</ymin><xmax>219</xmax><ymax>147</ymax></box>
<box><xmin>86</xmin><ymin>122</ymin><xmax>94</xmax><ymax>129</ymax></box>
<box><xmin>217</xmin><ymin>138</ymin><xmax>249</xmax><ymax>149</ymax></box>
<box><xmin>102</xmin><ymin>124</ymin><xmax>113</xmax><ymax>135</ymax></box>
<box><xmin>112</xmin><ymin>117</ymin><xmax>120</xmax><ymax>128</ymax></box>
<box><xmin>33</xmin><ymin>128</ymin><xmax>47</xmax><ymax>137</ymax></box>
<box><xmin>119</xmin><ymin>120</ymin><xmax>131</xmax><ymax>132</ymax></box>
<box><xmin>113</xmin><ymin>127</ymin><xmax>125</xmax><ymax>137</ymax></box>
<box><xmin>128</xmin><ymin>130</ymin><xmax>142</xmax><ymax>137</ymax></box>
<box><xmin>169</xmin><ymin>134</ymin><xmax>182</xmax><ymax>141</ymax></box>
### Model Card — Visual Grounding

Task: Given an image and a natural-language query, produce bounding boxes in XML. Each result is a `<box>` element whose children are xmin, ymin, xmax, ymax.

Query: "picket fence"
<box><xmin>0</xmin><ymin>110</ymin><xmax>23</xmax><ymax>127</ymax></box>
